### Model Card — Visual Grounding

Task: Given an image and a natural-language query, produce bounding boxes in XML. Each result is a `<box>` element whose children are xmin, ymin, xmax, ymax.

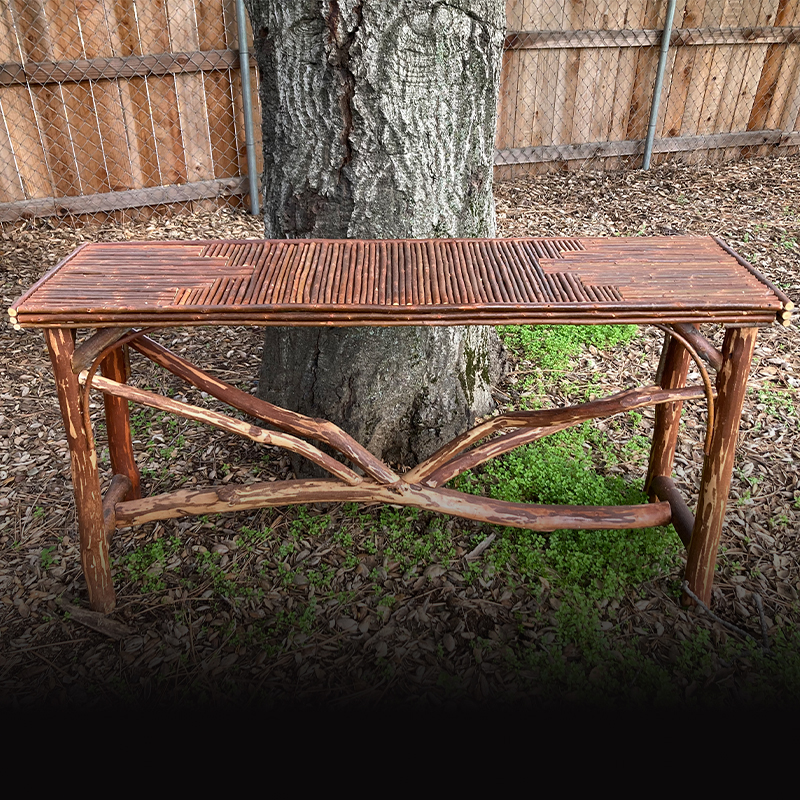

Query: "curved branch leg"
<box><xmin>684</xmin><ymin>326</ymin><xmax>757</xmax><ymax>606</ymax></box>
<box><xmin>45</xmin><ymin>328</ymin><xmax>115</xmax><ymax>613</ymax></box>
<box><xmin>646</xmin><ymin>330</ymin><xmax>691</xmax><ymax>496</ymax></box>
<box><xmin>101</xmin><ymin>345</ymin><xmax>140</xmax><ymax>500</ymax></box>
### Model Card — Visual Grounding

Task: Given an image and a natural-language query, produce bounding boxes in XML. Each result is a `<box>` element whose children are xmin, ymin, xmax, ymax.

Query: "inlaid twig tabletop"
<box><xmin>9</xmin><ymin>235</ymin><xmax>793</xmax><ymax>328</ymax></box>
<box><xmin>8</xmin><ymin>235</ymin><xmax>795</xmax><ymax>613</ymax></box>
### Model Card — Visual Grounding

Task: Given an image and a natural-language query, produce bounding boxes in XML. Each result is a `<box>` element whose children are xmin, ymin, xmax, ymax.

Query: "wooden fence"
<box><xmin>1</xmin><ymin>1</ymin><xmax>800</xmax><ymax>222</ymax></box>
<box><xmin>497</xmin><ymin>0</ymin><xmax>800</xmax><ymax>175</ymax></box>
<box><xmin>0</xmin><ymin>0</ymin><xmax>261</xmax><ymax>222</ymax></box>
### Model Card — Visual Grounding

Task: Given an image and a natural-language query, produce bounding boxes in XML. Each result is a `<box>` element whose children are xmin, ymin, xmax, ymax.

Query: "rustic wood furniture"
<box><xmin>8</xmin><ymin>235</ymin><xmax>794</xmax><ymax>613</ymax></box>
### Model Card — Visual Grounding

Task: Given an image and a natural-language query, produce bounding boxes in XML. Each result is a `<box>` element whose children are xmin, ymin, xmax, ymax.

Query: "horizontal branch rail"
<box><xmin>113</xmin><ymin>478</ymin><xmax>674</xmax><ymax>532</ymax></box>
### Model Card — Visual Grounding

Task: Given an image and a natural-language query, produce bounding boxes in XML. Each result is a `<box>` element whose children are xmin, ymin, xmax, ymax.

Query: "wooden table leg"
<box><xmin>45</xmin><ymin>328</ymin><xmax>115</xmax><ymax>613</ymax></box>
<box><xmin>646</xmin><ymin>330</ymin><xmax>691</xmax><ymax>494</ymax></box>
<box><xmin>101</xmin><ymin>345</ymin><xmax>141</xmax><ymax>501</ymax></box>
<box><xmin>684</xmin><ymin>326</ymin><xmax>758</xmax><ymax>606</ymax></box>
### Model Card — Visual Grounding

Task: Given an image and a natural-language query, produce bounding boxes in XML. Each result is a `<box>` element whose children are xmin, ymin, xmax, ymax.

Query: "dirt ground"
<box><xmin>1</xmin><ymin>155</ymin><xmax>798</xmax><ymax>710</ymax></box>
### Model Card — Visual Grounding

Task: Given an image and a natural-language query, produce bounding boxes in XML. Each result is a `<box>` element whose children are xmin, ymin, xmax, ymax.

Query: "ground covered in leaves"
<box><xmin>1</xmin><ymin>155</ymin><xmax>798</xmax><ymax>711</ymax></box>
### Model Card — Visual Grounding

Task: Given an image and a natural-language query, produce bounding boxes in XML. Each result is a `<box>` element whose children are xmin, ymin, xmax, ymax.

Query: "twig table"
<box><xmin>8</xmin><ymin>235</ymin><xmax>794</xmax><ymax>613</ymax></box>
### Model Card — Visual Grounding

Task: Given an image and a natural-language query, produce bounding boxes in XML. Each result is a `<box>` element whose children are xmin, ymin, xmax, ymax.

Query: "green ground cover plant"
<box><xmin>498</xmin><ymin>323</ymin><xmax>638</xmax><ymax>375</ymax></box>
<box><xmin>450</xmin><ymin>325</ymin><xmax>684</xmax><ymax>672</ymax></box>
<box><xmin>477</xmin><ymin>325</ymin><xmax>676</xmax><ymax>601</ymax></box>
<box><xmin>117</xmin><ymin>535</ymin><xmax>182</xmax><ymax>594</ymax></box>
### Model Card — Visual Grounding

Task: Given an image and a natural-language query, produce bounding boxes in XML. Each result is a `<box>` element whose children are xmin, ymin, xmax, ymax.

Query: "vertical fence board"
<box><xmin>0</xmin><ymin>5</ymin><xmax>25</xmax><ymax>200</ymax></box>
<box><xmin>249</xmin><ymin>57</ymin><xmax>261</xmax><ymax>178</ymax></box>
<box><xmin>45</xmin><ymin>5</ymin><xmax>104</xmax><ymax>196</ymax></box>
<box><xmin>682</xmin><ymin>45</ymin><xmax>717</xmax><ymax>157</ymax></box>
<box><xmin>540</xmin><ymin>3</ymin><xmax>578</xmax><ymax>169</ymax></box>
<box><xmin>67</xmin><ymin>82</ymin><xmax>110</xmax><ymax>193</ymax></box>
<box><xmin>536</xmin><ymin>43</ymin><xmax>557</xmax><ymax>147</ymax></box>
<box><xmin>607</xmin><ymin>1</ymin><xmax>643</xmax><ymax>169</ymax></box>
<box><xmin>229</xmin><ymin>65</ymin><xmax>246</xmax><ymax>186</ymax></box>
<box><xmin>31</xmin><ymin>84</ymin><xmax>80</xmax><ymax>196</ymax></box>
<box><xmin>0</xmin><ymin>0</ymin><xmax>53</xmax><ymax>203</ymax></box>
<box><xmin>0</xmin><ymin>96</ymin><xmax>25</xmax><ymax>201</ymax></box>
<box><xmin>169</xmin><ymin>0</ymin><xmax>214</xmax><ymax>185</ymax></box>
<box><xmin>506</xmin><ymin>0</ymin><xmax>524</xmax><ymax>30</ymax></box>
<box><xmin>500</xmin><ymin>0</ymin><xmax>518</xmax><ymax>166</ymax></box>
<box><xmin>624</xmin><ymin>0</ymin><xmax>661</xmax><ymax>151</ymax></box>
<box><xmin>523</xmin><ymin>1</ymin><xmax>544</xmax><ymax>150</ymax></box>
<box><xmin>2</xmin><ymin>86</ymin><xmax>55</xmax><ymax>199</ymax></box>
<box><xmin>762</xmin><ymin>0</ymin><xmax>800</xmax><ymax>132</ymax></box>
<box><xmin>109</xmin><ymin>0</ymin><xmax>147</xmax><ymax>189</ymax></box>
<box><xmin>80</xmin><ymin>0</ymin><xmax>136</xmax><ymax>192</ymax></box>
<box><xmin>697</xmin><ymin>2</ymin><xmax>744</xmax><ymax>152</ymax></box>
<box><xmin>715</xmin><ymin>2</ymin><xmax>760</xmax><ymax>136</ymax></box>
<box><xmin>583</xmin><ymin>1</ymin><xmax>607</xmax><ymax>147</ymax></box>
<box><xmin>680</xmin><ymin>2</ymin><xmax>721</xmax><ymax>162</ymax></box>
<box><xmin>746</xmin><ymin>0</ymin><xmax>799</xmax><ymax>156</ymax></box>
<box><xmin>197</xmin><ymin>0</ymin><xmax>238</xmax><ymax>179</ymax></box>
<box><xmin>518</xmin><ymin>49</ymin><xmax>540</xmax><ymax>148</ymax></box>
<box><xmin>137</xmin><ymin>0</ymin><xmax>184</xmax><ymax>186</ymax></box>
<box><xmin>16</xmin><ymin>0</ymin><xmax>82</xmax><ymax>196</ymax></box>
<box><xmin>230</xmin><ymin>53</ymin><xmax>262</xmax><ymax>196</ymax></box>
<box><xmin>496</xmin><ymin>48</ymin><xmax>519</xmax><ymax>151</ymax></box>
<box><xmin>732</xmin><ymin>3</ymin><xmax>775</xmax><ymax>132</ymax></box>
<box><xmin>93</xmin><ymin>82</ymin><xmax>136</xmax><ymax>190</ymax></box>
<box><xmin>569</xmin><ymin>1</ymin><xmax>600</xmax><ymax>152</ymax></box>
<box><xmin>14</xmin><ymin>0</ymin><xmax>53</xmax><ymax>62</ymax></box>
<box><xmin>713</xmin><ymin>1</ymin><xmax>765</xmax><ymax>163</ymax></box>
<box><xmin>244</xmin><ymin>7</ymin><xmax>262</xmax><ymax>180</ymax></box>
<box><xmin>591</xmin><ymin>4</ymin><xmax>620</xmax><ymax>146</ymax></box>
<box><xmin>221</xmin><ymin>0</ymin><xmax>239</xmax><ymax>50</ymax></box>
<box><xmin>205</xmin><ymin>71</ymin><xmax>239</xmax><ymax>178</ymax></box>
<box><xmin>539</xmin><ymin>0</ymin><xmax>562</xmax><ymax>154</ymax></box>
<box><xmin>779</xmin><ymin>46</ymin><xmax>800</xmax><ymax>130</ymax></box>
<box><xmin>768</xmin><ymin>44</ymin><xmax>800</xmax><ymax>126</ymax></box>
<box><xmin>660</xmin><ymin>1</ymin><xmax>707</xmax><ymax>146</ymax></box>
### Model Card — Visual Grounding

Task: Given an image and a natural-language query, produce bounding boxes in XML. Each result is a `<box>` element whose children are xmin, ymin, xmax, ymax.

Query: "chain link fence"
<box><xmin>496</xmin><ymin>0</ymin><xmax>800</xmax><ymax>177</ymax></box>
<box><xmin>0</xmin><ymin>0</ymin><xmax>261</xmax><ymax>225</ymax></box>
<box><xmin>1</xmin><ymin>1</ymin><xmax>799</xmax><ymax>224</ymax></box>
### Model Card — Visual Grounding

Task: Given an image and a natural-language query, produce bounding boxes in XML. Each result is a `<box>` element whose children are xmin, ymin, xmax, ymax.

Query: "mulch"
<box><xmin>1</xmin><ymin>154</ymin><xmax>798</xmax><ymax>711</ymax></box>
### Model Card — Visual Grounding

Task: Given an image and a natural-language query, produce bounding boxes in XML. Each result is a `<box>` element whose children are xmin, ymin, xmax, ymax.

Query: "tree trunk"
<box><xmin>245</xmin><ymin>0</ymin><xmax>507</xmax><ymax>469</ymax></box>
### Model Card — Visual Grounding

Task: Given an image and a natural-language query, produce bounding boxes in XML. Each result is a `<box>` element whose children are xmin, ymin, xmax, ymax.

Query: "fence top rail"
<box><xmin>8</xmin><ymin>236</ymin><xmax>791</xmax><ymax>329</ymax></box>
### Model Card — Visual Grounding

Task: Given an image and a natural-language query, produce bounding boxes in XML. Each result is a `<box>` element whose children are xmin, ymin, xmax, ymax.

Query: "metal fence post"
<box><xmin>236</xmin><ymin>0</ymin><xmax>260</xmax><ymax>215</ymax></box>
<box><xmin>642</xmin><ymin>0</ymin><xmax>678</xmax><ymax>170</ymax></box>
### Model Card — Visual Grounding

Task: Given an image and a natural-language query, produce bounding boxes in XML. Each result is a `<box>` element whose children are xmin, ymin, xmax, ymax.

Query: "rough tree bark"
<box><xmin>244</xmin><ymin>0</ymin><xmax>506</xmax><ymax>468</ymax></box>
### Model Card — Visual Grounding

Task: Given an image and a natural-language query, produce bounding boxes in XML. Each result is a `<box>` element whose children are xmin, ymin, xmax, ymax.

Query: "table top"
<box><xmin>8</xmin><ymin>235</ymin><xmax>793</xmax><ymax>328</ymax></box>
